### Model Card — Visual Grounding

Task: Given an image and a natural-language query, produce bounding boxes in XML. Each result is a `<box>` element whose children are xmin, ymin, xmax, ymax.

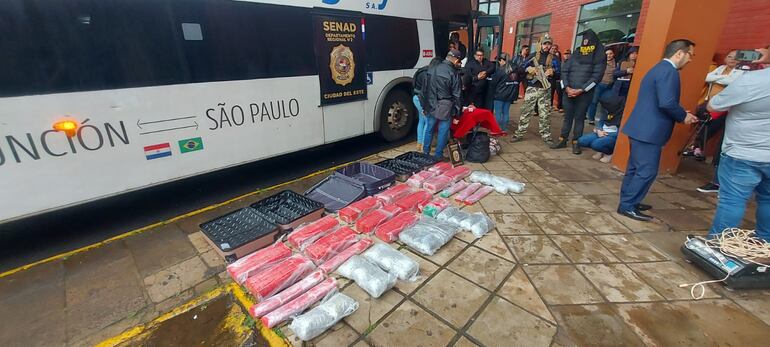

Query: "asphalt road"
<box><xmin>0</xmin><ymin>133</ymin><xmax>412</xmax><ymax>272</ymax></box>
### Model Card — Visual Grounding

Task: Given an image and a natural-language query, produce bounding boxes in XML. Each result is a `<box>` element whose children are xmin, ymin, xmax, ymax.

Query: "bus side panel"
<box><xmin>0</xmin><ymin>77</ymin><xmax>324</xmax><ymax>222</ymax></box>
<box><xmin>323</xmin><ymin>101</ymin><xmax>365</xmax><ymax>143</ymax></box>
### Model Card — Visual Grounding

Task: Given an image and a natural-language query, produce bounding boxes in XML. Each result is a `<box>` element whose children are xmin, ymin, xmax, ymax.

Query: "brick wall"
<box><xmin>499</xmin><ymin>0</ymin><xmax>767</xmax><ymax>59</ymax></box>
<box><xmin>501</xmin><ymin>0</ymin><xmax>595</xmax><ymax>55</ymax></box>
<box><xmin>714</xmin><ymin>0</ymin><xmax>770</xmax><ymax>61</ymax></box>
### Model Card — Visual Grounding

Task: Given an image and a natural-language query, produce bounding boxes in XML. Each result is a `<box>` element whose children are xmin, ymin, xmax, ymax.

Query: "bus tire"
<box><xmin>378</xmin><ymin>89</ymin><xmax>415</xmax><ymax>142</ymax></box>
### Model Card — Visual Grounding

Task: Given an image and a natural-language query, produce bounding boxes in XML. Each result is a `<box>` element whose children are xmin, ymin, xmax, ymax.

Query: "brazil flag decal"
<box><xmin>178</xmin><ymin>137</ymin><xmax>204</xmax><ymax>153</ymax></box>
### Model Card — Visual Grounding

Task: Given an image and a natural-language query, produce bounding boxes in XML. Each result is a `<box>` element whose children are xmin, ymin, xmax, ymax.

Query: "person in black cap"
<box><xmin>421</xmin><ymin>49</ymin><xmax>463</xmax><ymax>160</ymax></box>
<box><xmin>511</xmin><ymin>34</ymin><xmax>557</xmax><ymax>145</ymax></box>
<box><xmin>552</xmin><ymin>29</ymin><xmax>607</xmax><ymax>154</ymax></box>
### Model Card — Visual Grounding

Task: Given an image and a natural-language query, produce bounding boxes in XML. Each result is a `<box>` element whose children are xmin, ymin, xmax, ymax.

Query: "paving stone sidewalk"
<box><xmin>1</xmin><ymin>107</ymin><xmax>769</xmax><ymax>347</ymax></box>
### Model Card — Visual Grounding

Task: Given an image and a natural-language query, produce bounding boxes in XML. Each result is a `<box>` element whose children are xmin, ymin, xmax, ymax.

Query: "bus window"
<box><xmin>364</xmin><ymin>15</ymin><xmax>420</xmax><ymax>71</ymax></box>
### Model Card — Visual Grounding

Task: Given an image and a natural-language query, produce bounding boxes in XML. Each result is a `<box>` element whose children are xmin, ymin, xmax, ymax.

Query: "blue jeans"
<box><xmin>493</xmin><ymin>100</ymin><xmax>512</xmax><ymax>131</ymax></box>
<box><xmin>709</xmin><ymin>154</ymin><xmax>770</xmax><ymax>241</ymax></box>
<box><xmin>413</xmin><ymin>95</ymin><xmax>428</xmax><ymax>146</ymax></box>
<box><xmin>586</xmin><ymin>83</ymin><xmax>611</xmax><ymax>122</ymax></box>
<box><xmin>577</xmin><ymin>132</ymin><xmax>618</xmax><ymax>155</ymax></box>
<box><xmin>422</xmin><ymin>116</ymin><xmax>451</xmax><ymax>159</ymax></box>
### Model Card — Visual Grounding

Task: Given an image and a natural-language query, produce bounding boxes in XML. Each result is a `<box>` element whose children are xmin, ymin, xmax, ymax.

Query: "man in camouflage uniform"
<box><xmin>511</xmin><ymin>34</ymin><xmax>558</xmax><ymax>145</ymax></box>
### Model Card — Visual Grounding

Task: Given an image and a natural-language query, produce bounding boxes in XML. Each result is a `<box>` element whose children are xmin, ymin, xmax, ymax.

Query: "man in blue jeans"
<box><xmin>585</xmin><ymin>48</ymin><xmax>616</xmax><ymax>125</ymax></box>
<box><xmin>708</xmin><ymin>47</ymin><xmax>770</xmax><ymax>240</ymax></box>
<box><xmin>422</xmin><ymin>49</ymin><xmax>463</xmax><ymax>159</ymax></box>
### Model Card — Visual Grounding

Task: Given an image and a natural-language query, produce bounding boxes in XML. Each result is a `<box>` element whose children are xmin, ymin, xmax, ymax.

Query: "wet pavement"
<box><xmin>1</xmin><ymin>106</ymin><xmax>769</xmax><ymax>347</ymax></box>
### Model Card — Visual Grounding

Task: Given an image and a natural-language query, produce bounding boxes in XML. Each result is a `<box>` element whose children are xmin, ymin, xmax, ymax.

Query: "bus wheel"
<box><xmin>378</xmin><ymin>89</ymin><xmax>414</xmax><ymax>142</ymax></box>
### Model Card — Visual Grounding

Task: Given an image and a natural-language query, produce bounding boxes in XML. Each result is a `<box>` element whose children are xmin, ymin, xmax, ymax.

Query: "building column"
<box><xmin>610</xmin><ymin>0</ymin><xmax>730</xmax><ymax>174</ymax></box>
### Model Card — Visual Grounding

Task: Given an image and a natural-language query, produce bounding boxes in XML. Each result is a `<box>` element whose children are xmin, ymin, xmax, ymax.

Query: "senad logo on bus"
<box><xmin>322</xmin><ymin>0</ymin><xmax>388</xmax><ymax>11</ymax></box>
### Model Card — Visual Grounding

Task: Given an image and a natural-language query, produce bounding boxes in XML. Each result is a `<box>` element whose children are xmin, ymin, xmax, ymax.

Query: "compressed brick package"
<box><xmin>248</xmin><ymin>269</ymin><xmax>325</xmax><ymax>318</ymax></box>
<box><xmin>374</xmin><ymin>211</ymin><xmax>419</xmax><ymax>242</ymax></box>
<box><xmin>304</xmin><ymin>227</ymin><xmax>357</xmax><ymax>264</ymax></box>
<box><xmin>259</xmin><ymin>277</ymin><xmax>337</xmax><ymax>328</ymax></box>
<box><xmin>375</xmin><ymin>184</ymin><xmax>412</xmax><ymax>205</ymax></box>
<box><xmin>245</xmin><ymin>254</ymin><xmax>316</xmax><ymax>300</ymax></box>
<box><xmin>394</xmin><ymin>190</ymin><xmax>433</xmax><ymax>212</ymax></box>
<box><xmin>338</xmin><ymin>196</ymin><xmax>381</xmax><ymax>224</ymax></box>
<box><xmin>287</xmin><ymin>215</ymin><xmax>339</xmax><ymax>249</ymax></box>
<box><xmin>319</xmin><ymin>238</ymin><xmax>373</xmax><ymax>274</ymax></box>
<box><xmin>226</xmin><ymin>242</ymin><xmax>292</xmax><ymax>284</ymax></box>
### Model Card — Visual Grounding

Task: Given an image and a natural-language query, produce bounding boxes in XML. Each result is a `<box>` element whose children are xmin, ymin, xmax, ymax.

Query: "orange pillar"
<box><xmin>611</xmin><ymin>0</ymin><xmax>730</xmax><ymax>174</ymax></box>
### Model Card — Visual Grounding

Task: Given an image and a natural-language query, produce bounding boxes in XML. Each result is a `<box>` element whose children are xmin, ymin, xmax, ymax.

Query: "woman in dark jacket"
<box><xmin>488</xmin><ymin>53</ymin><xmax>519</xmax><ymax>132</ymax></box>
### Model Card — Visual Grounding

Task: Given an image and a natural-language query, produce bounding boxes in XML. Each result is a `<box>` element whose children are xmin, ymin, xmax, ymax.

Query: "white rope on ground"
<box><xmin>679</xmin><ymin>228</ymin><xmax>770</xmax><ymax>300</ymax></box>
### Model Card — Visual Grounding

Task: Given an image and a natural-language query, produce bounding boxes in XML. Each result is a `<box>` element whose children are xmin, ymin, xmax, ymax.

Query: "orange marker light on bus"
<box><xmin>53</xmin><ymin>119</ymin><xmax>79</xmax><ymax>137</ymax></box>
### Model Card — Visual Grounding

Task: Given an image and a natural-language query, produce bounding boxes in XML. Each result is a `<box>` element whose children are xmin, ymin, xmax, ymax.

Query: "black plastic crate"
<box><xmin>199</xmin><ymin>208</ymin><xmax>279</xmax><ymax>260</ymax></box>
<box><xmin>305</xmin><ymin>173</ymin><xmax>366</xmax><ymax>212</ymax></box>
<box><xmin>250</xmin><ymin>190</ymin><xmax>325</xmax><ymax>230</ymax></box>
<box><xmin>335</xmin><ymin>162</ymin><xmax>396</xmax><ymax>195</ymax></box>
<box><xmin>395</xmin><ymin>151</ymin><xmax>439</xmax><ymax>169</ymax></box>
<box><xmin>375</xmin><ymin>159</ymin><xmax>422</xmax><ymax>181</ymax></box>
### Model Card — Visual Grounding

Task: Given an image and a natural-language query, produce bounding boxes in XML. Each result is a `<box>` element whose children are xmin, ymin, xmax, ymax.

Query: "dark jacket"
<box><xmin>489</xmin><ymin>66</ymin><xmax>519</xmax><ymax>102</ymax></box>
<box><xmin>561</xmin><ymin>30</ymin><xmax>606</xmax><ymax>92</ymax></box>
<box><xmin>519</xmin><ymin>51</ymin><xmax>559</xmax><ymax>89</ymax></box>
<box><xmin>598</xmin><ymin>93</ymin><xmax>626</xmax><ymax>128</ymax></box>
<box><xmin>622</xmin><ymin>61</ymin><xmax>687</xmax><ymax>145</ymax></box>
<box><xmin>465</xmin><ymin>57</ymin><xmax>496</xmax><ymax>106</ymax></box>
<box><xmin>412</xmin><ymin>65</ymin><xmax>429</xmax><ymax>106</ymax></box>
<box><xmin>424</xmin><ymin>60</ymin><xmax>462</xmax><ymax>119</ymax></box>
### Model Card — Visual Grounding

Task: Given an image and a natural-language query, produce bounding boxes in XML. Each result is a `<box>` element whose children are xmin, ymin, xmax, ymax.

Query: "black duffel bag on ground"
<box><xmin>465</xmin><ymin>130</ymin><xmax>490</xmax><ymax>163</ymax></box>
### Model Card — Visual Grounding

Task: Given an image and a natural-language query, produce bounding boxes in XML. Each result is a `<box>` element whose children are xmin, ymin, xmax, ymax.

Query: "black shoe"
<box><xmin>550</xmin><ymin>138</ymin><xmax>567</xmax><ymax>149</ymax></box>
<box><xmin>636</xmin><ymin>203</ymin><xmax>652</xmax><ymax>211</ymax></box>
<box><xmin>697</xmin><ymin>182</ymin><xmax>720</xmax><ymax>193</ymax></box>
<box><xmin>572</xmin><ymin>142</ymin><xmax>582</xmax><ymax>155</ymax></box>
<box><xmin>588</xmin><ymin>120</ymin><xmax>595</xmax><ymax>125</ymax></box>
<box><xmin>617</xmin><ymin>209</ymin><xmax>654</xmax><ymax>222</ymax></box>
<box><xmin>510</xmin><ymin>136</ymin><xmax>523</xmax><ymax>143</ymax></box>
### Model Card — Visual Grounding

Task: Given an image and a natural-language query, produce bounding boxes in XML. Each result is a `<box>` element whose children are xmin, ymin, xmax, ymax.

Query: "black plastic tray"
<box><xmin>336</xmin><ymin>162</ymin><xmax>396</xmax><ymax>195</ymax></box>
<box><xmin>375</xmin><ymin>159</ymin><xmax>422</xmax><ymax>181</ymax></box>
<box><xmin>250</xmin><ymin>190</ymin><xmax>324</xmax><ymax>230</ymax></box>
<box><xmin>199</xmin><ymin>208</ymin><xmax>278</xmax><ymax>253</ymax></box>
<box><xmin>395</xmin><ymin>151</ymin><xmax>439</xmax><ymax>169</ymax></box>
<box><xmin>305</xmin><ymin>173</ymin><xmax>366</xmax><ymax>212</ymax></box>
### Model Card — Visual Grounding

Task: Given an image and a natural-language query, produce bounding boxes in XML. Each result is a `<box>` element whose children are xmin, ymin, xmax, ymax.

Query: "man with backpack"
<box><xmin>421</xmin><ymin>49</ymin><xmax>463</xmax><ymax>160</ymax></box>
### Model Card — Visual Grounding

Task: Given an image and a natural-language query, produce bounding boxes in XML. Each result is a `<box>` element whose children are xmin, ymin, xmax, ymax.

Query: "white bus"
<box><xmin>0</xmin><ymin>0</ymin><xmax>473</xmax><ymax>223</ymax></box>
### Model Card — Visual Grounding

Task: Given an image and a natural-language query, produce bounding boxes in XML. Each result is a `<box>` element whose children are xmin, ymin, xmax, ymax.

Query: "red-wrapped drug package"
<box><xmin>260</xmin><ymin>277</ymin><xmax>337</xmax><ymax>328</ymax></box>
<box><xmin>375</xmin><ymin>184</ymin><xmax>412</xmax><ymax>205</ymax></box>
<box><xmin>287</xmin><ymin>215</ymin><xmax>339</xmax><ymax>249</ymax></box>
<box><xmin>395</xmin><ymin>190</ymin><xmax>433</xmax><ymax>212</ymax></box>
<box><xmin>245</xmin><ymin>254</ymin><xmax>316</xmax><ymax>300</ymax></box>
<box><xmin>319</xmin><ymin>238</ymin><xmax>374</xmax><ymax>274</ymax></box>
<box><xmin>249</xmin><ymin>269</ymin><xmax>325</xmax><ymax>318</ymax></box>
<box><xmin>406</xmin><ymin>170</ymin><xmax>436</xmax><ymax>188</ymax></box>
<box><xmin>423</xmin><ymin>175</ymin><xmax>453</xmax><ymax>194</ymax></box>
<box><xmin>374</xmin><ymin>211</ymin><xmax>419</xmax><ymax>242</ymax></box>
<box><xmin>226</xmin><ymin>242</ymin><xmax>292</xmax><ymax>284</ymax></box>
<box><xmin>304</xmin><ymin>227</ymin><xmax>357</xmax><ymax>264</ymax></box>
<box><xmin>338</xmin><ymin>196</ymin><xmax>381</xmax><ymax>223</ymax></box>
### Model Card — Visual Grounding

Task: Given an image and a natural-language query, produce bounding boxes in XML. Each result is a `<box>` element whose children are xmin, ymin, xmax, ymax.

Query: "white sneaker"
<box><xmin>592</xmin><ymin>152</ymin><xmax>604</xmax><ymax>160</ymax></box>
<box><xmin>600</xmin><ymin>154</ymin><xmax>613</xmax><ymax>163</ymax></box>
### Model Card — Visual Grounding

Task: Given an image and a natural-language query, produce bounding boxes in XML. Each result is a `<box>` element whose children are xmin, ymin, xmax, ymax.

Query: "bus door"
<box><xmin>476</xmin><ymin>15</ymin><xmax>502</xmax><ymax>59</ymax></box>
<box><xmin>311</xmin><ymin>9</ymin><xmax>367</xmax><ymax>143</ymax></box>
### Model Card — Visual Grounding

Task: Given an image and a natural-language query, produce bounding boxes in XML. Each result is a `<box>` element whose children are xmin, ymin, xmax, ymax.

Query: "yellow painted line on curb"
<box><xmin>96</xmin><ymin>283</ymin><xmax>289</xmax><ymax>347</ymax></box>
<box><xmin>95</xmin><ymin>286</ymin><xmax>229</xmax><ymax>347</ymax></box>
<box><xmin>0</xmin><ymin>155</ymin><xmax>379</xmax><ymax>279</ymax></box>
<box><xmin>228</xmin><ymin>282</ymin><xmax>289</xmax><ymax>347</ymax></box>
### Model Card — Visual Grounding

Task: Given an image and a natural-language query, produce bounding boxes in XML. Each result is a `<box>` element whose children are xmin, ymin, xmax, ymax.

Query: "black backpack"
<box><xmin>465</xmin><ymin>131</ymin><xmax>490</xmax><ymax>163</ymax></box>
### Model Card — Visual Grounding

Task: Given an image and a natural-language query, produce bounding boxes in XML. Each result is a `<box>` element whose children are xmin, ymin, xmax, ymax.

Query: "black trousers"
<box><xmin>550</xmin><ymin>80</ymin><xmax>562</xmax><ymax>109</ymax></box>
<box><xmin>560</xmin><ymin>89</ymin><xmax>594</xmax><ymax>141</ymax></box>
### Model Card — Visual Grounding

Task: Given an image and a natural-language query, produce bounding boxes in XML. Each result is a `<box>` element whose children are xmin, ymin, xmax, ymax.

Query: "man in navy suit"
<box><xmin>617</xmin><ymin>39</ymin><xmax>699</xmax><ymax>221</ymax></box>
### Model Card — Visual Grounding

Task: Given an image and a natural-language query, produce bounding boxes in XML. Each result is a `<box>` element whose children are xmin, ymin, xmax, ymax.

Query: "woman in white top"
<box><xmin>703</xmin><ymin>50</ymin><xmax>744</xmax><ymax>100</ymax></box>
<box><xmin>694</xmin><ymin>50</ymin><xmax>745</xmax><ymax>193</ymax></box>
